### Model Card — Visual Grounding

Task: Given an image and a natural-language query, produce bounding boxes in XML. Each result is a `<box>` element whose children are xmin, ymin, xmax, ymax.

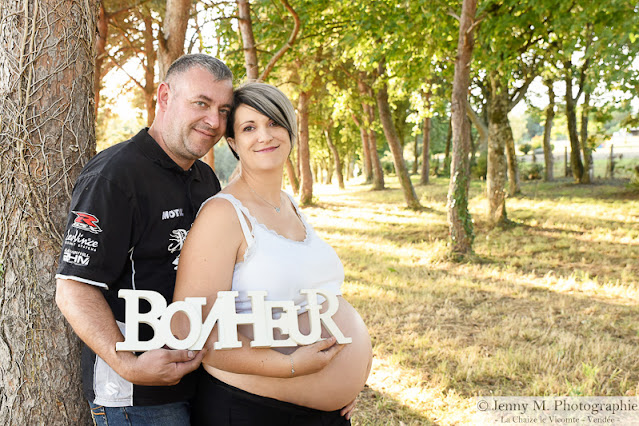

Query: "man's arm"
<box><xmin>56</xmin><ymin>278</ymin><xmax>205</xmax><ymax>386</ymax></box>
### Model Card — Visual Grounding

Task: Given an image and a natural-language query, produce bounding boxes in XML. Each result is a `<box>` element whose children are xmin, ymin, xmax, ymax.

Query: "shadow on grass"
<box><xmin>353</xmin><ymin>385</ymin><xmax>438</xmax><ymax>426</ymax></box>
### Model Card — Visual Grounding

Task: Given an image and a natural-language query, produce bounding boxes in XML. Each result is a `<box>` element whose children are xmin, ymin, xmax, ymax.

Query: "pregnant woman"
<box><xmin>173</xmin><ymin>82</ymin><xmax>372</xmax><ymax>425</ymax></box>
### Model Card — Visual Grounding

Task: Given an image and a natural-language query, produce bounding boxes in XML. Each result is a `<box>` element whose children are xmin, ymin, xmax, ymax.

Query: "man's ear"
<box><xmin>156</xmin><ymin>82</ymin><xmax>170</xmax><ymax>111</ymax></box>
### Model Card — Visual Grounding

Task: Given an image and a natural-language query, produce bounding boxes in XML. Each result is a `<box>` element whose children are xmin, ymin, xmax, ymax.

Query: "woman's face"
<box><xmin>227</xmin><ymin>104</ymin><xmax>291</xmax><ymax>173</ymax></box>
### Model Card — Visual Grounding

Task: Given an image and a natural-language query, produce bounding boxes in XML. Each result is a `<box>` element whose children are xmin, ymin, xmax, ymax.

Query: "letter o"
<box><xmin>160</xmin><ymin>298</ymin><xmax>205</xmax><ymax>350</ymax></box>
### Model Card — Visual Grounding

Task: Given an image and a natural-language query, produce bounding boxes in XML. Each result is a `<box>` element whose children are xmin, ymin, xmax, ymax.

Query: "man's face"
<box><xmin>161</xmin><ymin>66</ymin><xmax>233</xmax><ymax>170</ymax></box>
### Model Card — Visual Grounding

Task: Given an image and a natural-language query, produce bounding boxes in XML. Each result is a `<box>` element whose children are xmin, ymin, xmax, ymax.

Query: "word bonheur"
<box><xmin>116</xmin><ymin>289</ymin><xmax>352</xmax><ymax>352</ymax></box>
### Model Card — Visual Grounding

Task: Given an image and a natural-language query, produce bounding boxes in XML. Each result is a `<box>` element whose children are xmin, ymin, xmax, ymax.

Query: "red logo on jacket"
<box><xmin>71</xmin><ymin>211</ymin><xmax>103</xmax><ymax>234</ymax></box>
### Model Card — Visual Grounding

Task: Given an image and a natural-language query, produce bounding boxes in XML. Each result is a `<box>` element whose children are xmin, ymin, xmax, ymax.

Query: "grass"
<box><xmin>299</xmin><ymin>175</ymin><xmax>639</xmax><ymax>425</ymax></box>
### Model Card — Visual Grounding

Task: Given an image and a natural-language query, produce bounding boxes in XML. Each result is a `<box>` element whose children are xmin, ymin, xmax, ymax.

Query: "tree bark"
<box><xmin>375</xmin><ymin>67</ymin><xmax>420</xmax><ymax>209</ymax></box>
<box><xmin>504</xmin><ymin>113</ymin><xmax>521</xmax><ymax>195</ymax></box>
<box><xmin>352</xmin><ymin>113</ymin><xmax>372</xmax><ymax>183</ymax></box>
<box><xmin>420</xmin><ymin>115</ymin><xmax>431</xmax><ymax>185</ymax></box>
<box><xmin>564</xmin><ymin>62</ymin><xmax>585</xmax><ymax>183</ymax></box>
<box><xmin>486</xmin><ymin>76</ymin><xmax>509</xmax><ymax>226</ymax></box>
<box><xmin>412</xmin><ymin>132</ymin><xmax>419</xmax><ymax>175</ymax></box>
<box><xmin>324</xmin><ymin>123</ymin><xmax>345</xmax><ymax>189</ymax></box>
<box><xmin>447</xmin><ymin>0</ymin><xmax>477</xmax><ymax>255</ymax></box>
<box><xmin>365</xmin><ymin>102</ymin><xmax>385</xmax><ymax>190</ymax></box>
<box><xmin>0</xmin><ymin>0</ymin><xmax>97</xmax><ymax>423</ymax></box>
<box><xmin>285</xmin><ymin>156</ymin><xmax>299</xmax><ymax>194</ymax></box>
<box><xmin>95</xmin><ymin>3</ymin><xmax>108</xmax><ymax>117</ymax></box>
<box><xmin>580</xmin><ymin>90</ymin><xmax>593</xmax><ymax>183</ymax></box>
<box><xmin>236</xmin><ymin>0</ymin><xmax>259</xmax><ymax>80</ymax></box>
<box><xmin>158</xmin><ymin>0</ymin><xmax>191</xmax><ymax>80</ymax></box>
<box><xmin>298</xmin><ymin>90</ymin><xmax>313</xmax><ymax>204</ymax></box>
<box><xmin>143</xmin><ymin>12</ymin><xmax>157</xmax><ymax>126</ymax></box>
<box><xmin>543</xmin><ymin>79</ymin><xmax>555</xmax><ymax>181</ymax></box>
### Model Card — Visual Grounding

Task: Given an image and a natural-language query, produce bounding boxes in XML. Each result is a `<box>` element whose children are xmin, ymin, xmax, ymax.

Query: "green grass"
<box><xmin>300</xmin><ymin>175</ymin><xmax>639</xmax><ymax>425</ymax></box>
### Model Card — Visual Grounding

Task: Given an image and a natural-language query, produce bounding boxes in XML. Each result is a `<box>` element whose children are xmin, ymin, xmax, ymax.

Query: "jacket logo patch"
<box><xmin>162</xmin><ymin>208</ymin><xmax>184</xmax><ymax>220</ymax></box>
<box><xmin>65</xmin><ymin>230</ymin><xmax>99</xmax><ymax>252</ymax></box>
<box><xmin>63</xmin><ymin>248</ymin><xmax>90</xmax><ymax>266</ymax></box>
<box><xmin>72</xmin><ymin>211</ymin><xmax>103</xmax><ymax>234</ymax></box>
<box><xmin>169</xmin><ymin>229</ymin><xmax>188</xmax><ymax>270</ymax></box>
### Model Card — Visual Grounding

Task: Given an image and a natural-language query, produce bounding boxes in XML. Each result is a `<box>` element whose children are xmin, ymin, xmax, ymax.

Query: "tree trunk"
<box><xmin>285</xmin><ymin>156</ymin><xmax>300</xmax><ymax>194</ymax></box>
<box><xmin>0</xmin><ymin>0</ymin><xmax>97</xmax><ymax>423</ymax></box>
<box><xmin>95</xmin><ymin>3</ymin><xmax>108</xmax><ymax>117</ymax></box>
<box><xmin>375</xmin><ymin>71</ymin><xmax>420</xmax><ymax>209</ymax></box>
<box><xmin>486</xmin><ymin>76</ymin><xmax>509</xmax><ymax>226</ymax></box>
<box><xmin>444</xmin><ymin>119</ymin><xmax>452</xmax><ymax>167</ymax></box>
<box><xmin>412</xmin><ymin>132</ymin><xmax>419</xmax><ymax>174</ymax></box>
<box><xmin>236</xmin><ymin>0</ymin><xmax>259</xmax><ymax>80</ymax></box>
<box><xmin>420</xmin><ymin>116</ymin><xmax>431</xmax><ymax>185</ymax></box>
<box><xmin>504</xmin><ymin>114</ymin><xmax>521</xmax><ymax>195</ymax></box>
<box><xmin>298</xmin><ymin>91</ymin><xmax>313</xmax><ymax>204</ymax></box>
<box><xmin>351</xmin><ymin>112</ymin><xmax>372</xmax><ymax>183</ymax></box>
<box><xmin>158</xmin><ymin>0</ymin><xmax>191</xmax><ymax>80</ymax></box>
<box><xmin>543</xmin><ymin>79</ymin><xmax>555</xmax><ymax>181</ymax></box>
<box><xmin>365</xmin><ymin>103</ymin><xmax>385</xmax><ymax>190</ymax></box>
<box><xmin>447</xmin><ymin>0</ymin><xmax>477</xmax><ymax>255</ymax></box>
<box><xmin>580</xmin><ymin>91</ymin><xmax>593</xmax><ymax>183</ymax></box>
<box><xmin>564</xmin><ymin>64</ymin><xmax>585</xmax><ymax>183</ymax></box>
<box><xmin>143</xmin><ymin>12</ymin><xmax>157</xmax><ymax>126</ymax></box>
<box><xmin>324</xmin><ymin>124</ymin><xmax>345</xmax><ymax>189</ymax></box>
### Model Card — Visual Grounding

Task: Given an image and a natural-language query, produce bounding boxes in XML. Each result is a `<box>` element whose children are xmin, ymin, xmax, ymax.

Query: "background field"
<box><xmin>302</xmin><ymin>176</ymin><xmax>639</xmax><ymax>425</ymax></box>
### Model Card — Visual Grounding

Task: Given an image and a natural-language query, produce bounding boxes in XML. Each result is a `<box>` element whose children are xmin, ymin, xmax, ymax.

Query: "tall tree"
<box><xmin>324</xmin><ymin>120</ymin><xmax>345</xmax><ymax>189</ymax></box>
<box><xmin>447</xmin><ymin>0</ymin><xmax>477</xmax><ymax>255</ymax></box>
<box><xmin>376</xmin><ymin>60</ymin><xmax>421</xmax><ymax>209</ymax></box>
<box><xmin>542</xmin><ymin>79</ymin><xmax>556</xmax><ymax>181</ymax></box>
<box><xmin>0</xmin><ymin>0</ymin><xmax>97</xmax><ymax>423</ymax></box>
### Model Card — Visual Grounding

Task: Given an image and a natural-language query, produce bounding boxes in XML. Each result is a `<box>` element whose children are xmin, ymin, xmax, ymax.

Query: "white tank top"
<box><xmin>200</xmin><ymin>192</ymin><xmax>344</xmax><ymax>315</ymax></box>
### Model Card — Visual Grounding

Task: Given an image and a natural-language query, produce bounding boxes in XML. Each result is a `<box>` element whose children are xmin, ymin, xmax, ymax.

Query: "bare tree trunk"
<box><xmin>486</xmin><ymin>75</ymin><xmax>509</xmax><ymax>226</ymax></box>
<box><xmin>0</xmin><ymin>0</ymin><xmax>97</xmax><ymax>423</ymax></box>
<box><xmin>447</xmin><ymin>0</ymin><xmax>477</xmax><ymax>255</ymax></box>
<box><xmin>375</xmin><ymin>66</ymin><xmax>420</xmax><ymax>209</ymax></box>
<box><xmin>543</xmin><ymin>79</ymin><xmax>555</xmax><ymax>181</ymax></box>
<box><xmin>412</xmin><ymin>132</ymin><xmax>419</xmax><ymax>174</ymax></box>
<box><xmin>580</xmin><ymin>90</ymin><xmax>593</xmax><ymax>183</ymax></box>
<box><xmin>324</xmin><ymin>123</ymin><xmax>345</xmax><ymax>189</ymax></box>
<box><xmin>285</xmin><ymin>156</ymin><xmax>299</xmax><ymax>194</ymax></box>
<box><xmin>420</xmin><ymin>116</ymin><xmax>431</xmax><ymax>185</ymax></box>
<box><xmin>504</xmin><ymin>115</ymin><xmax>521</xmax><ymax>195</ymax></box>
<box><xmin>143</xmin><ymin>12</ymin><xmax>157</xmax><ymax>126</ymax></box>
<box><xmin>352</xmin><ymin>113</ymin><xmax>372</xmax><ymax>183</ymax></box>
<box><xmin>444</xmin><ymin>119</ymin><xmax>452</xmax><ymax>167</ymax></box>
<box><xmin>158</xmin><ymin>0</ymin><xmax>191</xmax><ymax>80</ymax></box>
<box><xmin>365</xmin><ymin>103</ymin><xmax>385</xmax><ymax>190</ymax></box>
<box><xmin>236</xmin><ymin>0</ymin><xmax>259</xmax><ymax>80</ymax></box>
<box><xmin>95</xmin><ymin>3</ymin><xmax>108</xmax><ymax>117</ymax></box>
<box><xmin>564</xmin><ymin>63</ymin><xmax>585</xmax><ymax>183</ymax></box>
<box><xmin>298</xmin><ymin>90</ymin><xmax>313</xmax><ymax>204</ymax></box>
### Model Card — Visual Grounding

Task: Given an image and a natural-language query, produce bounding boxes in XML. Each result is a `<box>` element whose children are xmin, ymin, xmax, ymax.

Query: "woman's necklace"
<box><xmin>242</xmin><ymin>175</ymin><xmax>281</xmax><ymax>213</ymax></box>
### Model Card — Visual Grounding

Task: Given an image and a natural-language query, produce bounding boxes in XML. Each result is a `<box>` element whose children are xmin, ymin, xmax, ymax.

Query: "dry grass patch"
<box><xmin>300</xmin><ymin>177</ymin><xmax>639</xmax><ymax>425</ymax></box>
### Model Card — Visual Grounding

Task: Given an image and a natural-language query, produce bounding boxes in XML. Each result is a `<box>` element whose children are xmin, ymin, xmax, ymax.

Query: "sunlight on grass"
<box><xmin>299</xmin><ymin>176</ymin><xmax>639</xmax><ymax>425</ymax></box>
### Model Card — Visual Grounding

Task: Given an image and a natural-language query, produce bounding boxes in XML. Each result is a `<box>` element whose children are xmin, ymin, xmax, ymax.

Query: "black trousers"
<box><xmin>192</xmin><ymin>370</ymin><xmax>351</xmax><ymax>426</ymax></box>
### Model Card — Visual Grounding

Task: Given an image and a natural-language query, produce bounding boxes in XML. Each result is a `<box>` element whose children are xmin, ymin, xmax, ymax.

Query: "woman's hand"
<box><xmin>289</xmin><ymin>336</ymin><xmax>344</xmax><ymax>376</ymax></box>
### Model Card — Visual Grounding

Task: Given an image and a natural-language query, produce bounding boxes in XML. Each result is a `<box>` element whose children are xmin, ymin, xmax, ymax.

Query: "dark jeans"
<box><xmin>192</xmin><ymin>372</ymin><xmax>350</xmax><ymax>426</ymax></box>
<box><xmin>88</xmin><ymin>400</ymin><xmax>190</xmax><ymax>426</ymax></box>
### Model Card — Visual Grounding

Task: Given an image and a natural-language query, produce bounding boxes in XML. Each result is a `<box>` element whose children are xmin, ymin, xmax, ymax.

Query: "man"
<box><xmin>55</xmin><ymin>54</ymin><xmax>233</xmax><ymax>424</ymax></box>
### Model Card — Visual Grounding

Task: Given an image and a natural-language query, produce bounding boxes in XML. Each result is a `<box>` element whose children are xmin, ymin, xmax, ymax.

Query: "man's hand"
<box><xmin>123</xmin><ymin>348</ymin><xmax>207</xmax><ymax>386</ymax></box>
<box><xmin>290</xmin><ymin>336</ymin><xmax>345</xmax><ymax>376</ymax></box>
<box><xmin>340</xmin><ymin>397</ymin><xmax>357</xmax><ymax>420</ymax></box>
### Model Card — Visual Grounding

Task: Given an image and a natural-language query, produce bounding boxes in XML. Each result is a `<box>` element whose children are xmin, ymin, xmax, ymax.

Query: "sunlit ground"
<box><xmin>299</xmin><ymin>175</ymin><xmax>639</xmax><ymax>425</ymax></box>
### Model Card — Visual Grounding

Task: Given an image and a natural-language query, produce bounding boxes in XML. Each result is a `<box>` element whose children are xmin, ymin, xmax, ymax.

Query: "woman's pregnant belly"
<box><xmin>203</xmin><ymin>297</ymin><xmax>372</xmax><ymax>411</ymax></box>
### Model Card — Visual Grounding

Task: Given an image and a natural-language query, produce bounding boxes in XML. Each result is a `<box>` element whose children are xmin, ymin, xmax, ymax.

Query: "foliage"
<box><xmin>521</xmin><ymin>162</ymin><xmax>544</xmax><ymax>180</ymax></box>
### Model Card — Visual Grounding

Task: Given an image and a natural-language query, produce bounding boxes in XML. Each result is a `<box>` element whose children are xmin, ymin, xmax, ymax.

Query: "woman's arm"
<box><xmin>173</xmin><ymin>197</ymin><xmax>342</xmax><ymax>378</ymax></box>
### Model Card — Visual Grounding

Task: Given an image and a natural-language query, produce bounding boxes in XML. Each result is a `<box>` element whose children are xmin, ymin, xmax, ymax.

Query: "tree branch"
<box><xmin>258</xmin><ymin>0</ymin><xmax>301</xmax><ymax>81</ymax></box>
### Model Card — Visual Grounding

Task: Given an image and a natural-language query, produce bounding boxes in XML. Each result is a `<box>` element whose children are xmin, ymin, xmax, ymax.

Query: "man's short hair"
<box><xmin>165</xmin><ymin>54</ymin><xmax>233</xmax><ymax>83</ymax></box>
